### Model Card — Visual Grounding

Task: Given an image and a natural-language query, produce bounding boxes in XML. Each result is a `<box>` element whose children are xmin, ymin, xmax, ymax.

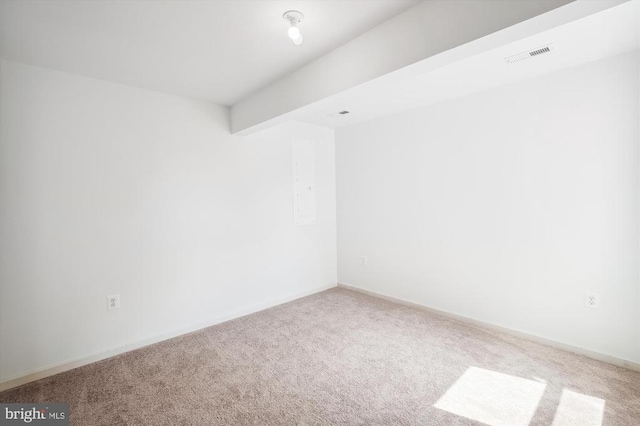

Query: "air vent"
<box><xmin>328</xmin><ymin>110</ymin><xmax>351</xmax><ymax>117</ymax></box>
<box><xmin>529</xmin><ymin>47</ymin><xmax>551</xmax><ymax>56</ymax></box>
<box><xmin>504</xmin><ymin>44</ymin><xmax>554</xmax><ymax>64</ymax></box>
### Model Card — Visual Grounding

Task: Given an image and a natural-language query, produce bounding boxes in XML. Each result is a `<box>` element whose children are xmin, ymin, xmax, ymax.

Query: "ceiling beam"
<box><xmin>231</xmin><ymin>0</ymin><xmax>628</xmax><ymax>135</ymax></box>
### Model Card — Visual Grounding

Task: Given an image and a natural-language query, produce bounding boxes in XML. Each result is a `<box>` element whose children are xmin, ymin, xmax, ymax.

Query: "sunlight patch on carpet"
<box><xmin>551</xmin><ymin>389</ymin><xmax>605</xmax><ymax>426</ymax></box>
<box><xmin>434</xmin><ymin>366</ymin><xmax>546</xmax><ymax>426</ymax></box>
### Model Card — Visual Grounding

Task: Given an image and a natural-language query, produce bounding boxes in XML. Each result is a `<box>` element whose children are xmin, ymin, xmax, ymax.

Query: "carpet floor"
<box><xmin>1</xmin><ymin>287</ymin><xmax>639</xmax><ymax>425</ymax></box>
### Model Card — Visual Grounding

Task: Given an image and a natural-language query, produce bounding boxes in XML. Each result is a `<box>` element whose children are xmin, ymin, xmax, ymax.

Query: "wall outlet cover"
<box><xmin>107</xmin><ymin>294</ymin><xmax>120</xmax><ymax>311</ymax></box>
<box><xmin>584</xmin><ymin>291</ymin><xmax>600</xmax><ymax>309</ymax></box>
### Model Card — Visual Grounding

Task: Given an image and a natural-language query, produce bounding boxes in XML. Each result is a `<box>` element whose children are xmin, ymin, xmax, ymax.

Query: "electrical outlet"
<box><xmin>361</xmin><ymin>255</ymin><xmax>368</xmax><ymax>265</ymax></box>
<box><xmin>584</xmin><ymin>291</ymin><xmax>600</xmax><ymax>309</ymax></box>
<box><xmin>107</xmin><ymin>294</ymin><xmax>120</xmax><ymax>311</ymax></box>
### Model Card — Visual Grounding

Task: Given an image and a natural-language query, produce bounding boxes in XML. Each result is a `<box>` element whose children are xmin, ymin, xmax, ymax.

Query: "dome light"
<box><xmin>283</xmin><ymin>10</ymin><xmax>304</xmax><ymax>46</ymax></box>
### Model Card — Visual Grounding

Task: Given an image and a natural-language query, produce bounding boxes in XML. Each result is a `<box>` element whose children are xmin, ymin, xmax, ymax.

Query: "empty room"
<box><xmin>0</xmin><ymin>0</ymin><xmax>639</xmax><ymax>425</ymax></box>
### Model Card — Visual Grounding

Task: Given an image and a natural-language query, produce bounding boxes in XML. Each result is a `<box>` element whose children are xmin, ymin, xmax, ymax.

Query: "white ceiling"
<box><xmin>295</xmin><ymin>0</ymin><xmax>639</xmax><ymax>129</ymax></box>
<box><xmin>0</xmin><ymin>0</ymin><xmax>420</xmax><ymax>106</ymax></box>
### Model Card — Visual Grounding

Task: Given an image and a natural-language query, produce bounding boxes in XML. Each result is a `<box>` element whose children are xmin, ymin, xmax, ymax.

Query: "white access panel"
<box><xmin>292</xmin><ymin>139</ymin><xmax>316</xmax><ymax>226</ymax></box>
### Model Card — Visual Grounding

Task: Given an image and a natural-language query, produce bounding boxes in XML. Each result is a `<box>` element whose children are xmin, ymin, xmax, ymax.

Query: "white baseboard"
<box><xmin>0</xmin><ymin>283</ymin><xmax>337</xmax><ymax>392</ymax></box>
<box><xmin>338</xmin><ymin>282</ymin><xmax>640</xmax><ymax>372</ymax></box>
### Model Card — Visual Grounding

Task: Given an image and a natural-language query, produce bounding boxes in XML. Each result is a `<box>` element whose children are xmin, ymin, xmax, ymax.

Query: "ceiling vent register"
<box><xmin>504</xmin><ymin>44</ymin><xmax>554</xmax><ymax>64</ymax></box>
<box><xmin>328</xmin><ymin>110</ymin><xmax>351</xmax><ymax>117</ymax></box>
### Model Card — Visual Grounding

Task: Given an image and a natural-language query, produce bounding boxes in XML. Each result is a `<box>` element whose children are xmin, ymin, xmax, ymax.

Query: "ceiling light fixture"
<box><xmin>283</xmin><ymin>10</ymin><xmax>304</xmax><ymax>46</ymax></box>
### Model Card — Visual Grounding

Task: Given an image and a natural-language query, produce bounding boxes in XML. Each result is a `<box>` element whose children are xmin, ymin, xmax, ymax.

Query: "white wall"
<box><xmin>0</xmin><ymin>60</ymin><xmax>337</xmax><ymax>383</ymax></box>
<box><xmin>336</xmin><ymin>51</ymin><xmax>640</xmax><ymax>362</ymax></box>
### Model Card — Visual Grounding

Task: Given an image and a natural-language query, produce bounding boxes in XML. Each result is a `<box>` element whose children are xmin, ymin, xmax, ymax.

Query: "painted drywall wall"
<box><xmin>336</xmin><ymin>50</ymin><xmax>640</xmax><ymax>362</ymax></box>
<box><xmin>0</xmin><ymin>60</ymin><xmax>337</xmax><ymax>382</ymax></box>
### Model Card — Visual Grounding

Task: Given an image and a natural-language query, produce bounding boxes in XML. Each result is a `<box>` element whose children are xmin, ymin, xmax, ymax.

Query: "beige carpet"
<box><xmin>1</xmin><ymin>287</ymin><xmax>639</xmax><ymax>425</ymax></box>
